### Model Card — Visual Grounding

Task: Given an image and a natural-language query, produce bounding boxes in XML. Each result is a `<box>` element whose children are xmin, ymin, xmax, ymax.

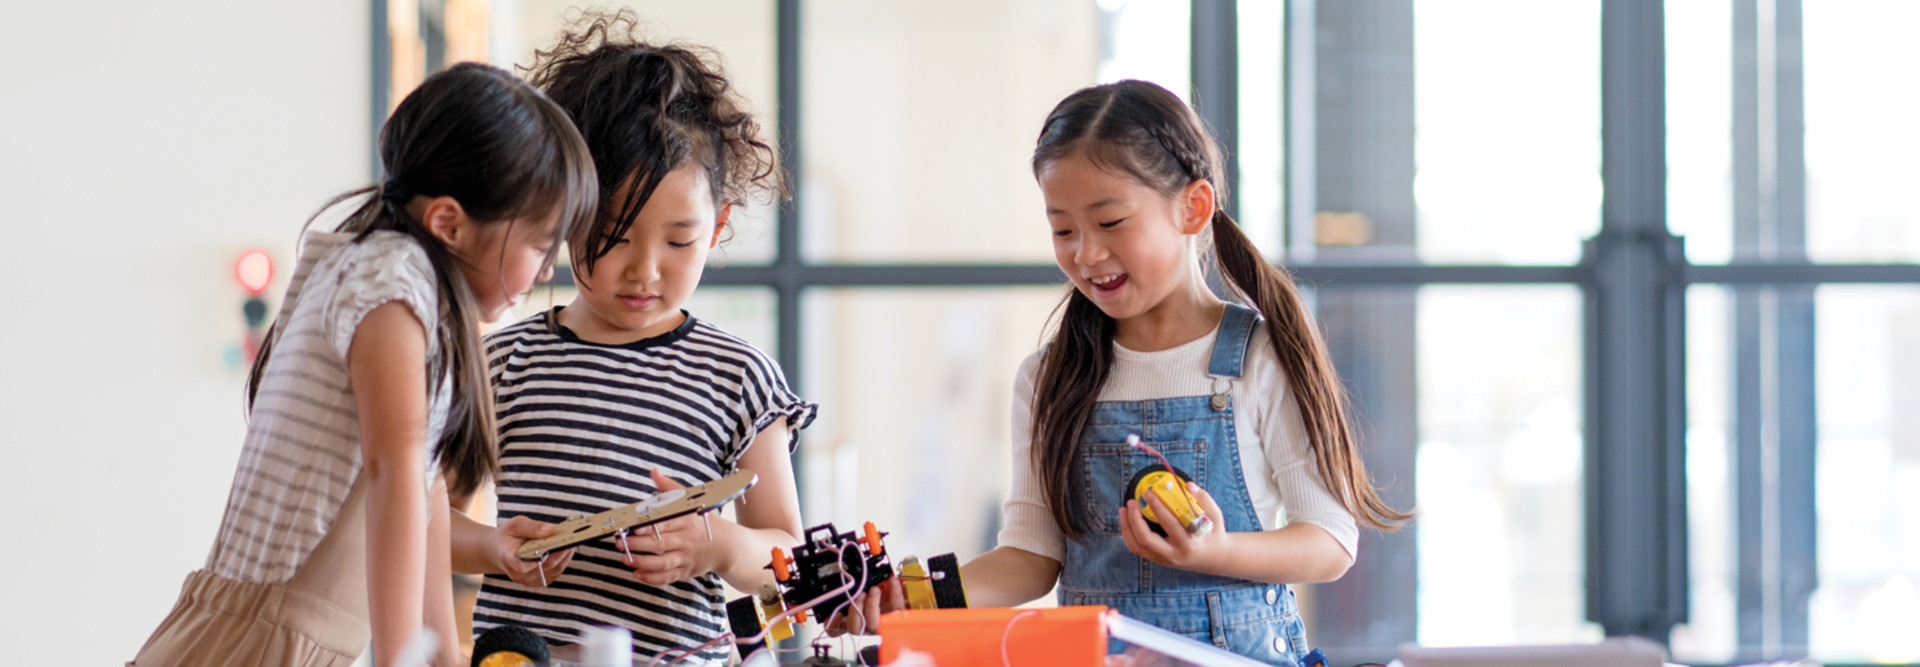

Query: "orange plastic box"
<box><xmin>877</xmin><ymin>605</ymin><xmax>1109</xmax><ymax>667</ymax></box>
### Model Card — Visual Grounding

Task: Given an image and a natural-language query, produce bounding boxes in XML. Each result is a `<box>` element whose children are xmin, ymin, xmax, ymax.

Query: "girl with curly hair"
<box><xmin>446</xmin><ymin>11</ymin><xmax>810</xmax><ymax>665</ymax></box>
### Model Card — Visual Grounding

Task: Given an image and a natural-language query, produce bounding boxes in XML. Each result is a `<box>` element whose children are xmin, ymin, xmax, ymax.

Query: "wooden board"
<box><xmin>515</xmin><ymin>469</ymin><xmax>758</xmax><ymax>560</ymax></box>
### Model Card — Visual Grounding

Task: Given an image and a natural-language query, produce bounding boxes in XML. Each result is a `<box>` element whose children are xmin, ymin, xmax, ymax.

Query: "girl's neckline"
<box><xmin>1111</xmin><ymin>318</ymin><xmax>1220</xmax><ymax>359</ymax></box>
<box><xmin>545</xmin><ymin>306</ymin><xmax>698</xmax><ymax>350</ymax></box>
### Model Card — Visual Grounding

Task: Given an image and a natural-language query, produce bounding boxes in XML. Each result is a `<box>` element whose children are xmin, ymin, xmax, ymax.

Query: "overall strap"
<box><xmin>1206</xmin><ymin>303</ymin><xmax>1261</xmax><ymax>379</ymax></box>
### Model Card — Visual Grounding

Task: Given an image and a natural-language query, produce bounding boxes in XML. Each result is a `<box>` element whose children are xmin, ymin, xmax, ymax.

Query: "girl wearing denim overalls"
<box><xmin>957</xmin><ymin>80</ymin><xmax>1413</xmax><ymax>665</ymax></box>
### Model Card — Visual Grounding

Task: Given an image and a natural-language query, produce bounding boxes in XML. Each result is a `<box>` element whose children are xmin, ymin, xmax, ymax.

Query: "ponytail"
<box><xmin>1209</xmin><ymin>210</ymin><xmax>1410</xmax><ymax>530</ymax></box>
<box><xmin>247</xmin><ymin>63</ymin><xmax>598</xmax><ymax>500</ymax></box>
<box><xmin>244</xmin><ymin>182</ymin><xmax>500</xmax><ymax>501</ymax></box>
<box><xmin>1031</xmin><ymin>288</ymin><xmax>1117</xmax><ymax>541</ymax></box>
<box><xmin>1029</xmin><ymin>79</ymin><xmax>1408</xmax><ymax>540</ymax></box>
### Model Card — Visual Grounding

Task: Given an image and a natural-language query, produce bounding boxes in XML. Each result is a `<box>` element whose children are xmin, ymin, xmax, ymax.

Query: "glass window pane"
<box><xmin>802</xmin><ymin>0</ymin><xmax>1186</xmax><ymax>263</ymax></box>
<box><xmin>1683</xmin><ymin>285</ymin><xmax>1920</xmax><ymax>664</ymax></box>
<box><xmin>1677</xmin><ymin>285</ymin><xmax>1737</xmax><ymax>663</ymax></box>
<box><xmin>798</xmin><ymin>287</ymin><xmax>1064</xmax><ymax>562</ymax></box>
<box><xmin>1665</xmin><ymin>0</ymin><xmax>1735</xmax><ymax>265</ymax></box>
<box><xmin>1097</xmin><ymin>0</ymin><xmax>1191</xmax><ymax>98</ymax></box>
<box><xmin>1411</xmin><ymin>1</ymin><xmax>1601</xmax><ymax>265</ymax></box>
<box><xmin>500</xmin><ymin>1</ymin><xmax>780</xmax><ymax>265</ymax></box>
<box><xmin>1811</xmin><ymin>285</ymin><xmax>1920</xmax><ymax>662</ymax></box>
<box><xmin>1409</xmin><ymin>285</ymin><xmax>1588</xmax><ymax>645</ymax></box>
<box><xmin>1804</xmin><ymin>3</ymin><xmax>1920</xmax><ymax>263</ymax></box>
<box><xmin>1237</xmin><ymin>0</ymin><xmax>1285</xmax><ymax>259</ymax></box>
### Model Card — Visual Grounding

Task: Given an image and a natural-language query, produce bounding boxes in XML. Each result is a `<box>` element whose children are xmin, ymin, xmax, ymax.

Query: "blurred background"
<box><xmin>2</xmin><ymin>0</ymin><xmax>1917</xmax><ymax>665</ymax></box>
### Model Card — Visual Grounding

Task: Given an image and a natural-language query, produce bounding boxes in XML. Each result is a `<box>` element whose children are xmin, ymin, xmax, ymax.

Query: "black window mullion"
<box><xmin>1192</xmin><ymin>0</ymin><xmax>1239</xmax><ymax>220</ymax></box>
<box><xmin>371</xmin><ymin>0</ymin><xmax>391</xmax><ymax>180</ymax></box>
<box><xmin>1585</xmin><ymin>0</ymin><xmax>1689</xmax><ymax>641</ymax></box>
<box><xmin>771</xmin><ymin>0</ymin><xmax>804</xmax><ymax>653</ymax></box>
<box><xmin>774</xmin><ymin>0</ymin><xmax>804</xmax><ymax>388</ymax></box>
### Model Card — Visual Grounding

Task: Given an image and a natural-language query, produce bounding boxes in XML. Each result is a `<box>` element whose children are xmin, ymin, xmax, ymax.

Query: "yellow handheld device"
<box><xmin>1124</xmin><ymin>434</ymin><xmax>1214</xmax><ymax>538</ymax></box>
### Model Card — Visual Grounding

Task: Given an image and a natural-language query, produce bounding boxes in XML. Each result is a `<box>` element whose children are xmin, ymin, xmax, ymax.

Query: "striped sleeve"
<box><xmin>729</xmin><ymin>336</ymin><xmax>815</xmax><ymax>463</ymax></box>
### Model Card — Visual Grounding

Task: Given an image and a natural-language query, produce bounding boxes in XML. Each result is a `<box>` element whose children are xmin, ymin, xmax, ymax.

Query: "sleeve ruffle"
<box><xmin>325</xmin><ymin>234</ymin><xmax>440</xmax><ymax>361</ymax></box>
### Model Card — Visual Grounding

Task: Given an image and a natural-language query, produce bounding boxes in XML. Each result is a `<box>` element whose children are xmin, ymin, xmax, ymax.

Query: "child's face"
<box><xmin>460</xmin><ymin>206</ymin><xmax>561</xmax><ymax>324</ymax></box>
<box><xmin>566</xmin><ymin>164</ymin><xmax>725</xmax><ymax>343</ymax></box>
<box><xmin>1039</xmin><ymin>153</ymin><xmax>1206</xmax><ymax>324</ymax></box>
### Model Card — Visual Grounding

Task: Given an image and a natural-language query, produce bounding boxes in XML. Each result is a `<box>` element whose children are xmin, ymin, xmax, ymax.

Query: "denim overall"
<box><xmin>1058</xmin><ymin>304</ymin><xmax>1312</xmax><ymax>666</ymax></box>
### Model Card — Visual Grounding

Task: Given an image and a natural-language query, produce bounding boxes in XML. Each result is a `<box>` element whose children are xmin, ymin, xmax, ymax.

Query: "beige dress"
<box><xmin>129</xmin><ymin>480</ymin><xmax>370</xmax><ymax>666</ymax></box>
<box><xmin>132</xmin><ymin>231</ymin><xmax>447</xmax><ymax>666</ymax></box>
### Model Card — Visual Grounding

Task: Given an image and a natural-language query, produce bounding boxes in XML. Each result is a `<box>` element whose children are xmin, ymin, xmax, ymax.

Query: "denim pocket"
<box><xmin>1223</xmin><ymin>609</ymin><xmax>1308</xmax><ymax>666</ymax></box>
<box><xmin>1077</xmin><ymin>440</ymin><xmax>1206</xmax><ymax>535</ymax></box>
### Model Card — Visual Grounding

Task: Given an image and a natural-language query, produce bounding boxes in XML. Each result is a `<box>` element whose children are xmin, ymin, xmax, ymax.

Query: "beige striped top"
<box><xmin>206</xmin><ymin>230</ymin><xmax>449</xmax><ymax>583</ymax></box>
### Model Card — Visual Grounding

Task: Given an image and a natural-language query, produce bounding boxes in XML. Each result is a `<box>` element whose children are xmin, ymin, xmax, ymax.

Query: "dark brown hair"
<box><xmin>524</xmin><ymin>8</ymin><xmax>783</xmax><ymax>277</ymax></box>
<box><xmin>1030</xmin><ymin>80</ymin><xmax>1411</xmax><ymax>540</ymax></box>
<box><xmin>248</xmin><ymin>62</ymin><xmax>598</xmax><ymax>498</ymax></box>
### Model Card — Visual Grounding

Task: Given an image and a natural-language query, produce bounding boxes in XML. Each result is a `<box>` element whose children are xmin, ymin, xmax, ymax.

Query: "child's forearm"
<box><xmin>349</xmin><ymin>302</ymin><xmax>434</xmax><ymax>665</ymax></box>
<box><xmin>959</xmin><ymin>546</ymin><xmax>1062</xmax><ymax>609</ymax></box>
<box><xmin>365</xmin><ymin>459</ymin><xmax>429</xmax><ymax>665</ymax></box>
<box><xmin>447</xmin><ymin>506</ymin><xmax>503</xmax><ymax>575</ymax></box>
<box><xmin>712</xmin><ymin>422</ymin><xmax>804</xmax><ymax>590</ymax></box>
<box><xmin>711</xmin><ymin>518</ymin><xmax>803</xmax><ymax>592</ymax></box>
<box><xmin>1197</xmin><ymin>523</ymin><xmax>1353</xmax><ymax>584</ymax></box>
<box><xmin>423</xmin><ymin>480</ymin><xmax>465</xmax><ymax>666</ymax></box>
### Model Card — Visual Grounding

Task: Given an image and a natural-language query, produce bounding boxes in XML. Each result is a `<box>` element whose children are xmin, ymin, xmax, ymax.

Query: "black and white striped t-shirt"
<box><xmin>472</xmin><ymin>308</ymin><xmax>814</xmax><ymax>664</ymax></box>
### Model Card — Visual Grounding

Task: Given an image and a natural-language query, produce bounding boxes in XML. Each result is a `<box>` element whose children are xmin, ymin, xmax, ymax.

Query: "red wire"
<box><xmin>1129</xmin><ymin>435</ymin><xmax>1179</xmax><ymax>474</ymax></box>
<box><xmin>1128</xmin><ymin>435</ymin><xmax>1206</xmax><ymax>523</ymax></box>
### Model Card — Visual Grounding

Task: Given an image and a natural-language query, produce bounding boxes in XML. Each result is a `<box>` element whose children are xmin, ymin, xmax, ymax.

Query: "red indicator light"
<box><xmin>234</xmin><ymin>248</ymin><xmax>274</xmax><ymax>295</ymax></box>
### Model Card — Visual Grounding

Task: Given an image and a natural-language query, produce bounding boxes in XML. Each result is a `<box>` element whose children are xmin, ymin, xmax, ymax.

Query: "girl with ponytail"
<box><xmin>133</xmin><ymin>63</ymin><xmax>597</xmax><ymax>667</ymax></box>
<box><xmin>960</xmin><ymin>79</ymin><xmax>1410</xmax><ymax>665</ymax></box>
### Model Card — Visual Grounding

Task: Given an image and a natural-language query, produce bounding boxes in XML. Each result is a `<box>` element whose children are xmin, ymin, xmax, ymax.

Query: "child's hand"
<box><xmin>619</xmin><ymin>469</ymin><xmax>730</xmax><ymax>586</ymax></box>
<box><xmin>1117</xmin><ymin>481</ymin><xmax>1232</xmax><ymax>574</ymax></box>
<box><xmin>492</xmin><ymin>515</ymin><xmax>576</xmax><ymax>587</ymax></box>
<box><xmin>824</xmin><ymin>576</ymin><xmax>907</xmax><ymax>637</ymax></box>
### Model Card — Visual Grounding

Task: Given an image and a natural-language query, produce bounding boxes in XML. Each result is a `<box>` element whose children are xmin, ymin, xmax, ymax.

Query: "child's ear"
<box><xmin>1179</xmin><ymin>180</ymin><xmax>1216</xmax><ymax>235</ymax></box>
<box><xmin>710</xmin><ymin>202</ymin><xmax>733</xmax><ymax>249</ymax></box>
<box><xmin>420</xmin><ymin>196</ymin><xmax>474</xmax><ymax>246</ymax></box>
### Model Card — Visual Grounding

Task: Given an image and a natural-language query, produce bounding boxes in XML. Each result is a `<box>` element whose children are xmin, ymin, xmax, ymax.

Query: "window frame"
<box><xmin>369</xmin><ymin>1</ymin><xmax>1920</xmax><ymax>663</ymax></box>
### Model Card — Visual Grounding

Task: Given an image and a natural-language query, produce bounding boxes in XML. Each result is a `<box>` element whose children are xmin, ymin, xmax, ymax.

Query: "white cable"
<box><xmin>999</xmin><ymin>610</ymin><xmax>1039</xmax><ymax>667</ymax></box>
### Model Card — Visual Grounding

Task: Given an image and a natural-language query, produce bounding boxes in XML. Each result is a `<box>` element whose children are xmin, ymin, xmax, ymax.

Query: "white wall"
<box><xmin>0</xmin><ymin>2</ymin><xmax>368</xmax><ymax>663</ymax></box>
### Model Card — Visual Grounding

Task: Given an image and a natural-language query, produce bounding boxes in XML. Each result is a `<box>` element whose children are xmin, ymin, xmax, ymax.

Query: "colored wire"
<box><xmin>652</xmin><ymin>541</ymin><xmax>879</xmax><ymax>666</ymax></box>
<box><xmin>654</xmin><ymin>632</ymin><xmax>732</xmax><ymax>666</ymax></box>
<box><xmin>1127</xmin><ymin>434</ymin><xmax>1205</xmax><ymax>519</ymax></box>
<box><xmin>815</xmin><ymin>542</ymin><xmax>872</xmax><ymax>637</ymax></box>
<box><xmin>999</xmin><ymin>610</ymin><xmax>1040</xmax><ymax>667</ymax></box>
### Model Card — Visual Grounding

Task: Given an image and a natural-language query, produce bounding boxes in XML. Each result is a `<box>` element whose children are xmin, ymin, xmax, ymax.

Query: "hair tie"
<box><xmin>380</xmin><ymin>179</ymin><xmax>413</xmax><ymax>204</ymax></box>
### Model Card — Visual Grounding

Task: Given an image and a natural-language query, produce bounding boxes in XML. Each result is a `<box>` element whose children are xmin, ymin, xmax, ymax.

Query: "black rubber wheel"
<box><xmin>1122</xmin><ymin>464</ymin><xmax>1195</xmax><ymax>538</ymax></box>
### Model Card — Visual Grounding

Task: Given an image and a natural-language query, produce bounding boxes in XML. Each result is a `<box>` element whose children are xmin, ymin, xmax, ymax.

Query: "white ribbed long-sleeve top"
<box><xmin>996</xmin><ymin>322</ymin><xmax>1359</xmax><ymax>562</ymax></box>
